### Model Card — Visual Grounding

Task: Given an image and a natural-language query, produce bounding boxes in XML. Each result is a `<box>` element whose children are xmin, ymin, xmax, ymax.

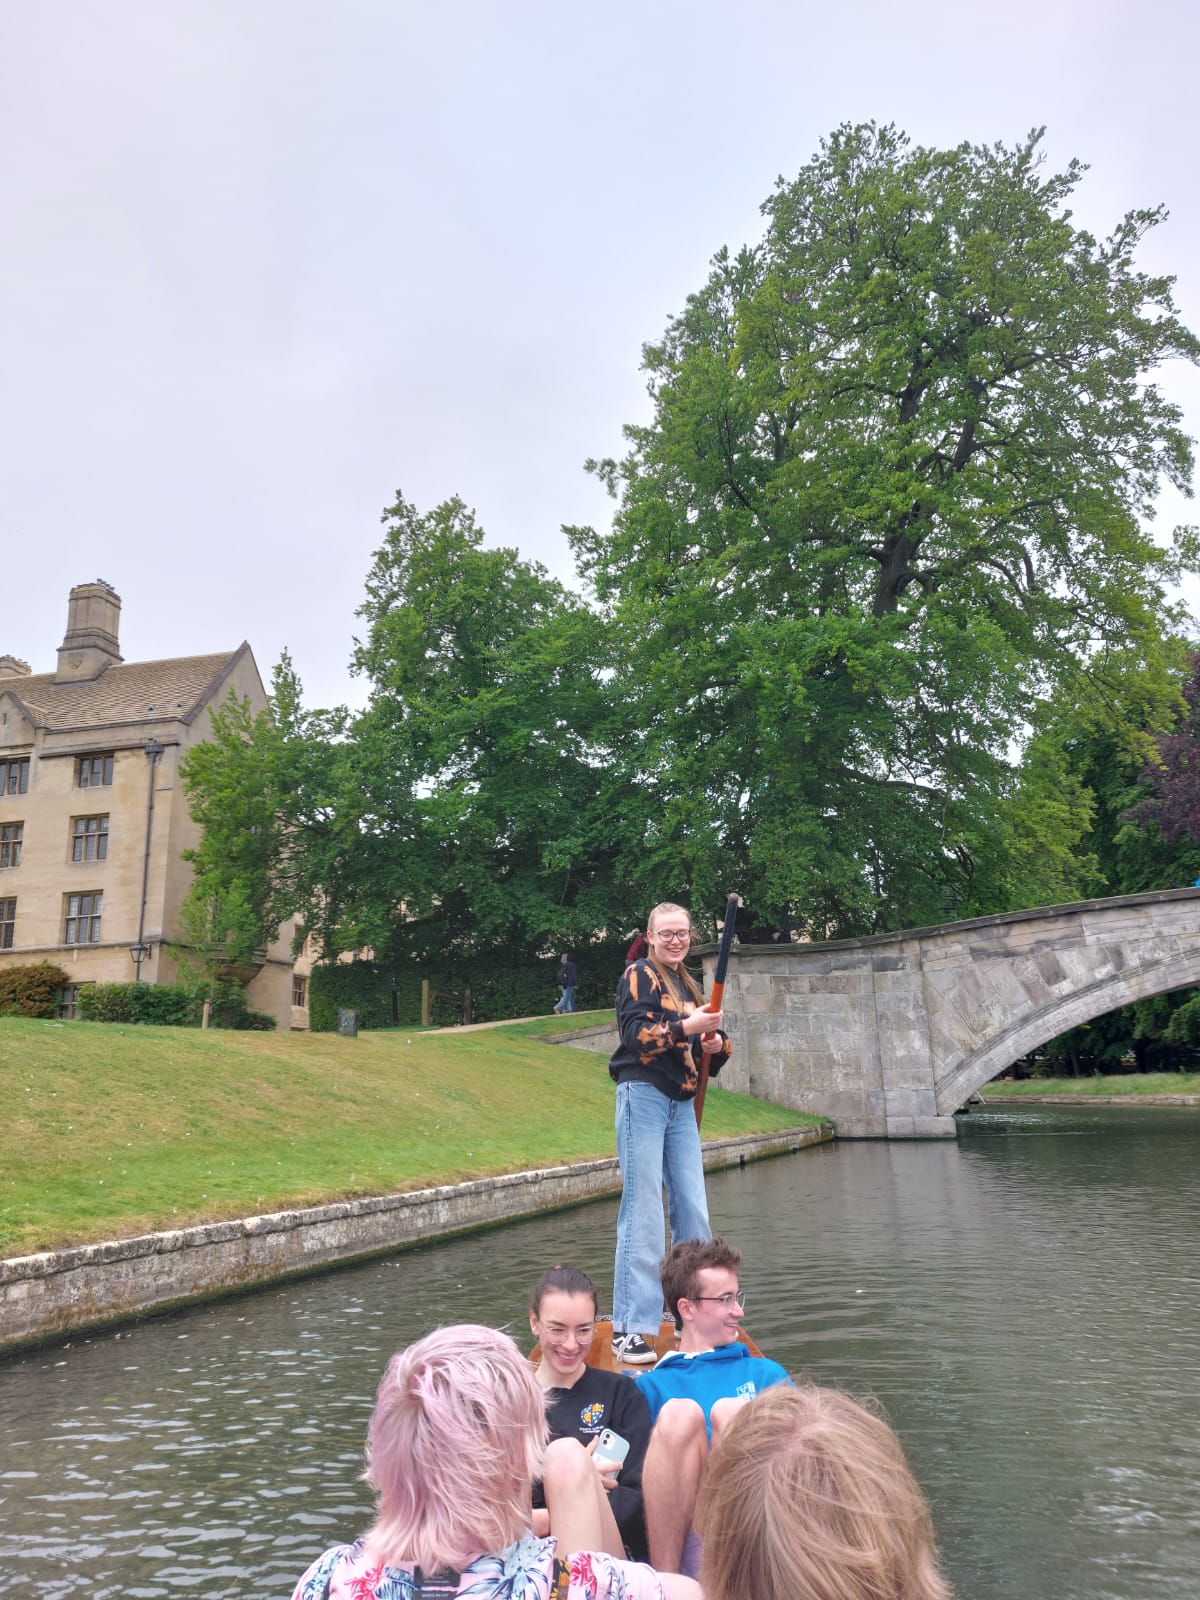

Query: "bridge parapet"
<box><xmin>701</xmin><ymin>889</ymin><xmax>1200</xmax><ymax>1138</ymax></box>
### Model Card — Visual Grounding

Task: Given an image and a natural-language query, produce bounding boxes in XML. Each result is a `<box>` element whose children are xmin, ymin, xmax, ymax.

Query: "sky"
<box><xmin>3</xmin><ymin>0</ymin><xmax>1198</xmax><ymax>711</ymax></box>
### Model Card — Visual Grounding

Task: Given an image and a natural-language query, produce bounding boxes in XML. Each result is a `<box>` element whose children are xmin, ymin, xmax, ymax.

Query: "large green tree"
<box><xmin>571</xmin><ymin>124</ymin><xmax>1199</xmax><ymax>936</ymax></box>
<box><xmin>335</xmin><ymin>493</ymin><xmax>640</xmax><ymax>971</ymax></box>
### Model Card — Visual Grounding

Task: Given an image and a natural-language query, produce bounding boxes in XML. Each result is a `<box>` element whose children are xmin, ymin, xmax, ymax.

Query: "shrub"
<box><xmin>0</xmin><ymin>962</ymin><xmax>71</xmax><ymax>1018</ymax></box>
<box><xmin>131</xmin><ymin>985</ymin><xmax>202</xmax><ymax>1026</ymax></box>
<box><xmin>76</xmin><ymin>981</ymin><xmax>275</xmax><ymax>1030</ymax></box>
<box><xmin>78</xmin><ymin>983</ymin><xmax>133</xmax><ymax>1023</ymax></box>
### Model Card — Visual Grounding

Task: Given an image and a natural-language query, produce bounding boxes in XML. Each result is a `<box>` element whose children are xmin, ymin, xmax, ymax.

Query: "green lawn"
<box><xmin>0</xmin><ymin>1013</ymin><xmax>821</xmax><ymax>1257</ymax></box>
<box><xmin>984</xmin><ymin>1072</ymin><xmax>1200</xmax><ymax>1097</ymax></box>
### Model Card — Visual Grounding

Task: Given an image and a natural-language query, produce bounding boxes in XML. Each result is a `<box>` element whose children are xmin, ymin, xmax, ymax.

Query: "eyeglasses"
<box><xmin>654</xmin><ymin>930</ymin><xmax>691</xmax><ymax>944</ymax></box>
<box><xmin>686</xmin><ymin>1290</ymin><xmax>746</xmax><ymax>1310</ymax></box>
<box><xmin>541</xmin><ymin>1324</ymin><xmax>595</xmax><ymax>1344</ymax></box>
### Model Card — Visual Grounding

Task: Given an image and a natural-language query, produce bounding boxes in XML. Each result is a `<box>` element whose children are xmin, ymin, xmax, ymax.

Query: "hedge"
<box><xmin>77</xmin><ymin>981</ymin><xmax>276</xmax><ymax>1030</ymax></box>
<box><xmin>0</xmin><ymin>962</ymin><xmax>70</xmax><ymax>1019</ymax></box>
<box><xmin>308</xmin><ymin>941</ymin><xmax>628</xmax><ymax>1032</ymax></box>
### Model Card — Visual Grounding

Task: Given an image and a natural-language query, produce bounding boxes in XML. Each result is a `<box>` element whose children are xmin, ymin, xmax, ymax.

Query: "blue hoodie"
<box><xmin>637</xmin><ymin>1341</ymin><xmax>790</xmax><ymax>1433</ymax></box>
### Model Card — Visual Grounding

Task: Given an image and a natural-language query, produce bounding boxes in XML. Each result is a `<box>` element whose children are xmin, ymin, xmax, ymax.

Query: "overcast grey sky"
<box><xmin>3</xmin><ymin>0</ymin><xmax>1198</xmax><ymax>710</ymax></box>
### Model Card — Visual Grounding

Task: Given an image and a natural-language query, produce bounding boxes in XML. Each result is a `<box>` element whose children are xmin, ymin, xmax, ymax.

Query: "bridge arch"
<box><xmin>934</xmin><ymin>948</ymin><xmax>1200</xmax><ymax>1113</ymax></box>
<box><xmin>710</xmin><ymin>888</ymin><xmax>1200</xmax><ymax>1138</ymax></box>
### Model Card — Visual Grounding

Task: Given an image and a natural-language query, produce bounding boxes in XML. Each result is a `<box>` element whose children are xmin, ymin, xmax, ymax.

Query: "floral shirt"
<box><xmin>292</xmin><ymin>1532</ymin><xmax>669</xmax><ymax>1600</ymax></box>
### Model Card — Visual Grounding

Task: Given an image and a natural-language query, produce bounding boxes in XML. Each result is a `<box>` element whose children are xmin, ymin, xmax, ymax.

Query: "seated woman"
<box><xmin>529</xmin><ymin>1264</ymin><xmax>652</xmax><ymax>1561</ymax></box>
<box><xmin>291</xmin><ymin>1323</ymin><xmax>697</xmax><ymax>1600</ymax></box>
<box><xmin>695</xmin><ymin>1383</ymin><xmax>953</xmax><ymax>1600</ymax></box>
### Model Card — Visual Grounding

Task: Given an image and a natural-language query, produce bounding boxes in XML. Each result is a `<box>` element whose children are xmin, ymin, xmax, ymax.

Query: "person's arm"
<box><xmin>616</xmin><ymin>966</ymin><xmax>723</xmax><ymax>1061</ymax></box>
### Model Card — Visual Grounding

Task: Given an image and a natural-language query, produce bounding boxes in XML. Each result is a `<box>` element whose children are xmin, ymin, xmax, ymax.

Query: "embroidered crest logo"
<box><xmin>580</xmin><ymin>1401</ymin><xmax>604</xmax><ymax>1430</ymax></box>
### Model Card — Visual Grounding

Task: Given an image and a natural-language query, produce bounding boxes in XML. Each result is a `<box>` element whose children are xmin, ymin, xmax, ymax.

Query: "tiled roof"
<box><xmin>0</xmin><ymin>647</ymin><xmax>248</xmax><ymax>733</ymax></box>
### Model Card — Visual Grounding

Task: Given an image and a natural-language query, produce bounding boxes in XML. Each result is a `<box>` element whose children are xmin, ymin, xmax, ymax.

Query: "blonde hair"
<box><xmin>696</xmin><ymin>1384</ymin><xmax>952</xmax><ymax>1600</ymax></box>
<box><xmin>364</xmin><ymin>1325</ymin><xmax>548</xmax><ymax>1573</ymax></box>
<box><xmin>645</xmin><ymin>901</ymin><xmax>703</xmax><ymax>1003</ymax></box>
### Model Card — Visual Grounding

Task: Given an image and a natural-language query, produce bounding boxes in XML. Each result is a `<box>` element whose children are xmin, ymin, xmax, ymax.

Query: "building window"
<box><xmin>63</xmin><ymin>890</ymin><xmax>103</xmax><ymax>945</ymax></box>
<box><xmin>77</xmin><ymin>753</ymin><xmax>114</xmax><ymax>788</ymax></box>
<box><xmin>0</xmin><ymin>897</ymin><xmax>14</xmax><ymax>949</ymax></box>
<box><xmin>71</xmin><ymin>815</ymin><xmax>109</xmax><ymax>862</ymax></box>
<box><xmin>0</xmin><ymin>822</ymin><xmax>21</xmax><ymax>869</ymax></box>
<box><xmin>0</xmin><ymin>757</ymin><xmax>30</xmax><ymax>795</ymax></box>
<box><xmin>58</xmin><ymin>983</ymin><xmax>83</xmax><ymax>1020</ymax></box>
<box><xmin>293</xmin><ymin>975</ymin><xmax>308</xmax><ymax>1007</ymax></box>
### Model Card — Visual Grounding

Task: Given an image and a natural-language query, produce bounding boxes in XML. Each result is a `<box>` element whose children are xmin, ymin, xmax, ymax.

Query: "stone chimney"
<box><xmin>0</xmin><ymin>656</ymin><xmax>31</xmax><ymax>678</ymax></box>
<box><xmin>55</xmin><ymin>581</ymin><xmax>124</xmax><ymax>683</ymax></box>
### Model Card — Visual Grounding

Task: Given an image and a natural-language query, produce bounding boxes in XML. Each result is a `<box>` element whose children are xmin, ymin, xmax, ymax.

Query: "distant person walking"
<box><xmin>625</xmin><ymin>929</ymin><xmax>648</xmax><ymax>965</ymax></box>
<box><xmin>553</xmin><ymin>952</ymin><xmax>578</xmax><ymax>1014</ymax></box>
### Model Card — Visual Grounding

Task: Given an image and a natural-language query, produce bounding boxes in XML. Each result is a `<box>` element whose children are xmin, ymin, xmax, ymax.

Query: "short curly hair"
<box><xmin>660</xmin><ymin>1236</ymin><xmax>742</xmax><ymax>1326</ymax></box>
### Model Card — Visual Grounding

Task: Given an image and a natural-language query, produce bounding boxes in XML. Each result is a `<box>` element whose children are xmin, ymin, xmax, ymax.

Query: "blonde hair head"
<box><xmin>645</xmin><ymin>901</ymin><xmax>703</xmax><ymax>1002</ymax></box>
<box><xmin>696</xmin><ymin>1384</ymin><xmax>952</xmax><ymax>1600</ymax></box>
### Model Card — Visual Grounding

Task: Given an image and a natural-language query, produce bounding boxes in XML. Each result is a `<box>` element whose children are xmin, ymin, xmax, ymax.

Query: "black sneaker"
<box><xmin>612</xmin><ymin>1332</ymin><xmax>656</xmax><ymax>1366</ymax></box>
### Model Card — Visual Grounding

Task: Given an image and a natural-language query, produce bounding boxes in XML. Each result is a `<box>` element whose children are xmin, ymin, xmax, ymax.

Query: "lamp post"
<box><xmin>134</xmin><ymin>739</ymin><xmax>165</xmax><ymax>986</ymax></box>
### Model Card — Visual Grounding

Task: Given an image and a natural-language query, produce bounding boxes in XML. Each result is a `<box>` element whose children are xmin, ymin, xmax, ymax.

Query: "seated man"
<box><xmin>639</xmin><ymin>1238</ymin><xmax>790</xmax><ymax>1571</ymax></box>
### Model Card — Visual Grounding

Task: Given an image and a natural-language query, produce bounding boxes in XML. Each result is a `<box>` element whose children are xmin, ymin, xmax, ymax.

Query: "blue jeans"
<box><xmin>613</xmin><ymin>1080</ymin><xmax>711</xmax><ymax>1335</ymax></box>
<box><xmin>555</xmin><ymin>986</ymin><xmax>575</xmax><ymax>1013</ymax></box>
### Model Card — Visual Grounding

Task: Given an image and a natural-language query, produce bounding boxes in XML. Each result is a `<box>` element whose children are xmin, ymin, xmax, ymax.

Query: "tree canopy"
<box><xmin>181</xmin><ymin>123</ymin><xmax>1200</xmax><ymax>1021</ymax></box>
<box><xmin>571</xmin><ymin>123</ymin><xmax>1199</xmax><ymax>935</ymax></box>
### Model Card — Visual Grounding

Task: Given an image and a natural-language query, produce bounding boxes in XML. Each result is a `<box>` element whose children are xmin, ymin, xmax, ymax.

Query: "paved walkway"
<box><xmin>424</xmin><ymin>1011</ymin><xmax>612</xmax><ymax>1035</ymax></box>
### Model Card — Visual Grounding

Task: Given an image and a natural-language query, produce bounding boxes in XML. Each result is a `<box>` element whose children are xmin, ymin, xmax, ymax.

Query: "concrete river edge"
<box><xmin>0</xmin><ymin>1125</ymin><xmax>830</xmax><ymax>1356</ymax></box>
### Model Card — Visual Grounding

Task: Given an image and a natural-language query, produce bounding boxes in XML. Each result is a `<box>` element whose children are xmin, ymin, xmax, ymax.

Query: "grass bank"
<box><xmin>984</xmin><ymin>1072</ymin><xmax>1200</xmax><ymax>1098</ymax></box>
<box><xmin>0</xmin><ymin>1012</ymin><xmax>820</xmax><ymax>1257</ymax></box>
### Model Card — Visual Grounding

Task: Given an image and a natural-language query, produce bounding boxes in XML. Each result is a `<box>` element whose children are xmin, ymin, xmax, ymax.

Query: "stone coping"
<box><xmin>979</xmin><ymin>1093</ymin><xmax>1200</xmax><ymax>1107</ymax></box>
<box><xmin>693</xmin><ymin>885</ymin><xmax>1200</xmax><ymax>958</ymax></box>
<box><xmin>0</xmin><ymin>1124</ymin><xmax>831</xmax><ymax>1355</ymax></box>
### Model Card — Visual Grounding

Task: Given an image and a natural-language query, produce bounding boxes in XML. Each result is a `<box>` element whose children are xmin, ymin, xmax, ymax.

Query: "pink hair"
<box><xmin>364</xmin><ymin>1324</ymin><xmax>549</xmax><ymax>1572</ymax></box>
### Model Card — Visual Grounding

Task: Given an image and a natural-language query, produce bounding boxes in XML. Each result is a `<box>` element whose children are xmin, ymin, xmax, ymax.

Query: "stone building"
<box><xmin>0</xmin><ymin>581</ymin><xmax>306</xmax><ymax>1029</ymax></box>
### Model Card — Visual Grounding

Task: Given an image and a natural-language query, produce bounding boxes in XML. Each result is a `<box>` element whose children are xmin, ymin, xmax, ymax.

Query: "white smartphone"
<box><xmin>593</xmin><ymin>1428</ymin><xmax>630</xmax><ymax>1469</ymax></box>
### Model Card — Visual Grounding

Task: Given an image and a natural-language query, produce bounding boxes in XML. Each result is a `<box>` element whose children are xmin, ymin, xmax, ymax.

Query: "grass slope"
<box><xmin>984</xmin><ymin>1072</ymin><xmax>1200</xmax><ymax>1098</ymax></box>
<box><xmin>0</xmin><ymin>1013</ymin><xmax>819</xmax><ymax>1256</ymax></box>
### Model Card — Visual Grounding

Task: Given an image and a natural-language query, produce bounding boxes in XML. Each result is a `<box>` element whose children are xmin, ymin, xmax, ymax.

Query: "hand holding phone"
<box><xmin>592</xmin><ymin>1427</ymin><xmax>630</xmax><ymax>1471</ymax></box>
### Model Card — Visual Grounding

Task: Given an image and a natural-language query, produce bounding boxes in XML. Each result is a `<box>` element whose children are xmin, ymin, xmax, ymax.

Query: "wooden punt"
<box><xmin>533</xmin><ymin>1313</ymin><xmax>763</xmax><ymax>1372</ymax></box>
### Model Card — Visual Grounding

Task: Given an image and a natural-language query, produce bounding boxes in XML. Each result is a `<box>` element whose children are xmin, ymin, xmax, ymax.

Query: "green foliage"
<box><xmin>179</xmin><ymin>654</ymin><xmax>348</xmax><ymax>980</ymax></box>
<box><xmin>76</xmin><ymin>982</ymin><xmax>275</xmax><ymax>1030</ymax></box>
<box><xmin>570</xmin><ymin>123</ymin><xmax>1199</xmax><ymax>937</ymax></box>
<box><xmin>299</xmin><ymin>494</ymin><xmax>645</xmax><ymax>973</ymax></box>
<box><xmin>0</xmin><ymin>963</ymin><xmax>70</xmax><ymax>1019</ymax></box>
<box><xmin>309</xmin><ymin>961</ymin><xmax>397</xmax><ymax>1032</ymax></box>
<box><xmin>78</xmin><ymin>983</ymin><xmax>135</xmax><ymax>1023</ymax></box>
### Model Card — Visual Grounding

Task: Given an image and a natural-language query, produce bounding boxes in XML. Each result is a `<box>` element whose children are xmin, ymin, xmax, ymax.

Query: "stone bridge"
<box><xmin>703</xmin><ymin>889</ymin><xmax>1200</xmax><ymax>1139</ymax></box>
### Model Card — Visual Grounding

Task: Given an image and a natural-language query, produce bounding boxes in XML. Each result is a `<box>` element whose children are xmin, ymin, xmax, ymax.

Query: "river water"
<box><xmin>1</xmin><ymin>1102</ymin><xmax>1198</xmax><ymax>1599</ymax></box>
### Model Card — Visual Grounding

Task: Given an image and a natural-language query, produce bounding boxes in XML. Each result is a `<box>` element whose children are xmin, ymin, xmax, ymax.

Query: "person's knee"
<box><xmin>542</xmin><ymin>1436</ymin><xmax>593</xmax><ymax>1494</ymax></box>
<box><xmin>709</xmin><ymin>1396</ymin><xmax>748</xmax><ymax>1440</ymax></box>
<box><xmin>652</xmin><ymin>1398</ymin><xmax>707</xmax><ymax>1450</ymax></box>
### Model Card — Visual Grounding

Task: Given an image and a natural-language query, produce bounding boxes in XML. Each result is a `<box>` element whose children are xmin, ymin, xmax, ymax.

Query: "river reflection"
<box><xmin>1</xmin><ymin>1103</ymin><xmax>1198</xmax><ymax>1599</ymax></box>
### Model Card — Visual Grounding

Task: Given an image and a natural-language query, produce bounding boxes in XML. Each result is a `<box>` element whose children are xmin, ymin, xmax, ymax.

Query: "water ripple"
<box><xmin>1</xmin><ymin>1102</ymin><xmax>1197</xmax><ymax>1600</ymax></box>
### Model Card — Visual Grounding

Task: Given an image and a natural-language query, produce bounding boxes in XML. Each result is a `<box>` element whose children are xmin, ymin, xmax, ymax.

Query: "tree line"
<box><xmin>181</xmin><ymin>124</ymin><xmax>1200</xmax><ymax>1056</ymax></box>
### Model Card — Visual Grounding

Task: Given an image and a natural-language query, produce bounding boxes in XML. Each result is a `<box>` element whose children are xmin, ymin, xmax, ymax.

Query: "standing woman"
<box><xmin>529</xmin><ymin>1264</ymin><xmax>652</xmax><ymax>1559</ymax></box>
<box><xmin>609</xmin><ymin>903</ymin><xmax>731</xmax><ymax>1366</ymax></box>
